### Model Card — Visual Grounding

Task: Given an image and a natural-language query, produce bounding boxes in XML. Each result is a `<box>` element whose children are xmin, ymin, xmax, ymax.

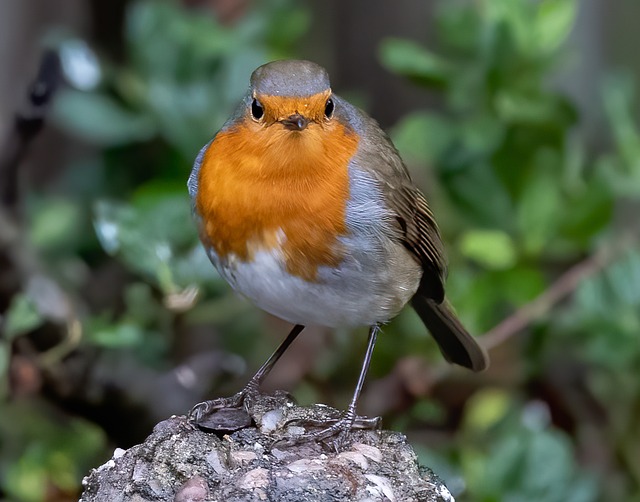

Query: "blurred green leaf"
<box><xmin>606</xmin><ymin>250</ymin><xmax>640</xmax><ymax>306</ymax></box>
<box><xmin>602</xmin><ymin>72</ymin><xmax>640</xmax><ymax>195</ymax></box>
<box><xmin>410</xmin><ymin>399</ymin><xmax>447</xmax><ymax>424</ymax></box>
<box><xmin>126</xmin><ymin>0</ymin><xmax>234</xmax><ymax>78</ymax></box>
<box><xmin>436</xmin><ymin>1</ymin><xmax>479</xmax><ymax>51</ymax></box>
<box><xmin>3</xmin><ymin>294</ymin><xmax>44</xmax><ymax>341</ymax></box>
<box><xmin>53</xmin><ymin>90</ymin><xmax>157</xmax><ymax>146</ymax></box>
<box><xmin>459</xmin><ymin>229</ymin><xmax>517</xmax><ymax>270</ymax></box>
<box><xmin>265</xmin><ymin>0</ymin><xmax>310</xmax><ymax>53</ymax></box>
<box><xmin>495</xmin><ymin>91</ymin><xmax>568</xmax><ymax>125</ymax></box>
<box><xmin>441</xmin><ymin>161</ymin><xmax>514</xmax><ymax>228</ymax></box>
<box><xmin>457</xmin><ymin>114</ymin><xmax>505</xmax><ymax>156</ymax></box>
<box><xmin>379</xmin><ymin>38</ymin><xmax>453</xmax><ymax>84</ymax></box>
<box><xmin>463</xmin><ymin>388</ymin><xmax>511</xmax><ymax>432</ymax></box>
<box><xmin>28</xmin><ymin>197</ymin><xmax>84</xmax><ymax>253</ymax></box>
<box><xmin>483</xmin><ymin>0</ymin><xmax>534</xmax><ymax>52</ymax></box>
<box><xmin>559</xmin><ymin>170</ymin><xmax>613</xmax><ymax>245</ymax></box>
<box><xmin>566</xmin><ymin>250</ymin><xmax>640</xmax><ymax>370</ymax></box>
<box><xmin>391</xmin><ymin>112</ymin><xmax>454</xmax><ymax>165</ymax></box>
<box><xmin>535</xmin><ymin>0</ymin><xmax>577</xmax><ymax>55</ymax></box>
<box><xmin>93</xmin><ymin>190</ymin><xmax>213</xmax><ymax>294</ymax></box>
<box><xmin>87</xmin><ymin>320</ymin><xmax>145</xmax><ymax>348</ymax></box>
<box><xmin>516</xmin><ymin>152</ymin><xmax>562</xmax><ymax>255</ymax></box>
<box><xmin>500</xmin><ymin>265</ymin><xmax>546</xmax><ymax>306</ymax></box>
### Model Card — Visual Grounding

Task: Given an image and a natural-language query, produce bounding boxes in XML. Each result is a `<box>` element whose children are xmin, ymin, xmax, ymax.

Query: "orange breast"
<box><xmin>196</xmin><ymin>117</ymin><xmax>359</xmax><ymax>281</ymax></box>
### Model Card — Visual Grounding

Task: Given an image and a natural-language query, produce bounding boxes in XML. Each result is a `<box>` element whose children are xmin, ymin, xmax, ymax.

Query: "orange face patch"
<box><xmin>257</xmin><ymin>90</ymin><xmax>331</xmax><ymax>124</ymax></box>
<box><xmin>196</xmin><ymin>94</ymin><xmax>359</xmax><ymax>282</ymax></box>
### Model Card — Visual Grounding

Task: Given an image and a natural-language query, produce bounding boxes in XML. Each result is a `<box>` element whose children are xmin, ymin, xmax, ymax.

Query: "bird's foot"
<box><xmin>188</xmin><ymin>384</ymin><xmax>258</xmax><ymax>432</ymax></box>
<box><xmin>277</xmin><ymin>409</ymin><xmax>381</xmax><ymax>449</ymax></box>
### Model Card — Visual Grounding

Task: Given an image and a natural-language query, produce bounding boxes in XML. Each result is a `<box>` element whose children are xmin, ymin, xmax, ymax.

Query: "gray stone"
<box><xmin>79</xmin><ymin>393</ymin><xmax>454</xmax><ymax>502</ymax></box>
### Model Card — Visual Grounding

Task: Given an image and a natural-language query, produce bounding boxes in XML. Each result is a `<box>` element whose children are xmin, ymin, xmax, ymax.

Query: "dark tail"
<box><xmin>411</xmin><ymin>296</ymin><xmax>489</xmax><ymax>372</ymax></box>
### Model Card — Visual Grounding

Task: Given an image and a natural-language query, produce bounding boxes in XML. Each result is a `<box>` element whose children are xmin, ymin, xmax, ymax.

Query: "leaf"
<box><xmin>516</xmin><ymin>151</ymin><xmax>562</xmax><ymax>255</ymax></box>
<box><xmin>535</xmin><ymin>0</ymin><xmax>577</xmax><ymax>55</ymax></box>
<box><xmin>483</xmin><ymin>0</ymin><xmax>534</xmax><ymax>52</ymax></box>
<box><xmin>379</xmin><ymin>38</ymin><xmax>453</xmax><ymax>84</ymax></box>
<box><xmin>436</xmin><ymin>0</ymin><xmax>479</xmax><ymax>51</ymax></box>
<box><xmin>410</xmin><ymin>399</ymin><xmax>447</xmax><ymax>423</ymax></box>
<box><xmin>53</xmin><ymin>89</ymin><xmax>156</xmax><ymax>146</ymax></box>
<box><xmin>559</xmin><ymin>169</ymin><xmax>613</xmax><ymax>244</ymax></box>
<box><xmin>28</xmin><ymin>197</ymin><xmax>84</xmax><ymax>252</ymax></box>
<box><xmin>441</xmin><ymin>160</ymin><xmax>514</xmax><ymax>228</ymax></box>
<box><xmin>458</xmin><ymin>114</ymin><xmax>505</xmax><ymax>156</ymax></box>
<box><xmin>463</xmin><ymin>388</ymin><xmax>511</xmax><ymax>432</ymax></box>
<box><xmin>390</xmin><ymin>112</ymin><xmax>454</xmax><ymax>165</ymax></box>
<box><xmin>93</xmin><ymin>192</ymin><xmax>217</xmax><ymax>294</ymax></box>
<box><xmin>459</xmin><ymin>229</ymin><xmax>517</xmax><ymax>270</ymax></box>
<box><xmin>3</xmin><ymin>294</ymin><xmax>44</xmax><ymax>340</ymax></box>
<box><xmin>602</xmin><ymin>72</ymin><xmax>640</xmax><ymax>177</ymax></box>
<box><xmin>494</xmin><ymin>90</ymin><xmax>574</xmax><ymax>126</ymax></box>
<box><xmin>607</xmin><ymin>251</ymin><xmax>640</xmax><ymax>306</ymax></box>
<box><xmin>58</xmin><ymin>38</ymin><xmax>102</xmax><ymax>91</ymax></box>
<box><xmin>265</xmin><ymin>1</ymin><xmax>310</xmax><ymax>51</ymax></box>
<box><xmin>500</xmin><ymin>266</ymin><xmax>546</xmax><ymax>306</ymax></box>
<box><xmin>88</xmin><ymin>322</ymin><xmax>145</xmax><ymax>348</ymax></box>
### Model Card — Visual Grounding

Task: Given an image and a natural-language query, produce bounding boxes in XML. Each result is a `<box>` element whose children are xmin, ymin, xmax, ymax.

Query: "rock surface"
<box><xmin>80</xmin><ymin>392</ymin><xmax>454</xmax><ymax>502</ymax></box>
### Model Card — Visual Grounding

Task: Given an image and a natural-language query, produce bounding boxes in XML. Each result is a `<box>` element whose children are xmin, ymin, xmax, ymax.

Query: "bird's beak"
<box><xmin>280</xmin><ymin>114</ymin><xmax>309</xmax><ymax>131</ymax></box>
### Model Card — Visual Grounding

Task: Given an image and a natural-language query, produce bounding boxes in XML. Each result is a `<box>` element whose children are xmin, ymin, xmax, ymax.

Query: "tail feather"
<box><xmin>411</xmin><ymin>296</ymin><xmax>489</xmax><ymax>372</ymax></box>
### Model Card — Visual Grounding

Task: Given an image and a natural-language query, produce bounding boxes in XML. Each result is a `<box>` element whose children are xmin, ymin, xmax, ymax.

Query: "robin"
<box><xmin>187</xmin><ymin>60</ymin><xmax>488</xmax><ymax>440</ymax></box>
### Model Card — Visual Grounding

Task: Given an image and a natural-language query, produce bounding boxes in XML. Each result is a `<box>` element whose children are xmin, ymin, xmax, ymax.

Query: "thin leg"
<box><xmin>280</xmin><ymin>325</ymin><xmax>382</xmax><ymax>445</ymax></box>
<box><xmin>343</xmin><ymin>324</ymin><xmax>379</xmax><ymax>423</ymax></box>
<box><xmin>251</xmin><ymin>324</ymin><xmax>305</xmax><ymax>388</ymax></box>
<box><xmin>189</xmin><ymin>324</ymin><xmax>305</xmax><ymax>428</ymax></box>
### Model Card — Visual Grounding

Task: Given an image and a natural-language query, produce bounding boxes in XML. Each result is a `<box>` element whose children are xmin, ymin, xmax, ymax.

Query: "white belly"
<box><xmin>207</xmin><ymin>240</ymin><xmax>420</xmax><ymax>328</ymax></box>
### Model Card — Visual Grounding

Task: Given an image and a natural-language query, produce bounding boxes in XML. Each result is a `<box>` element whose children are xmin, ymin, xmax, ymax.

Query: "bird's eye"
<box><xmin>324</xmin><ymin>98</ymin><xmax>334</xmax><ymax>119</ymax></box>
<box><xmin>251</xmin><ymin>98</ymin><xmax>264</xmax><ymax>120</ymax></box>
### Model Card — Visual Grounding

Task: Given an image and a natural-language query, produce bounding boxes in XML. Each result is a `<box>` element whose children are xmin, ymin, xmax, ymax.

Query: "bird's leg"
<box><xmin>280</xmin><ymin>325</ymin><xmax>382</xmax><ymax>445</ymax></box>
<box><xmin>188</xmin><ymin>324</ymin><xmax>305</xmax><ymax>430</ymax></box>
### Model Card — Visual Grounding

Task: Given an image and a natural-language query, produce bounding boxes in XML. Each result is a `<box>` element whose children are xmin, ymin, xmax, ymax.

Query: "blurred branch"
<box><xmin>482</xmin><ymin>235</ymin><xmax>636</xmax><ymax>350</ymax></box>
<box><xmin>0</xmin><ymin>49</ymin><xmax>60</xmax><ymax>215</ymax></box>
<box><xmin>0</xmin><ymin>51</ymin><xmax>59</xmax><ymax>317</ymax></box>
<box><xmin>0</xmin><ymin>50</ymin><xmax>61</xmax><ymax>317</ymax></box>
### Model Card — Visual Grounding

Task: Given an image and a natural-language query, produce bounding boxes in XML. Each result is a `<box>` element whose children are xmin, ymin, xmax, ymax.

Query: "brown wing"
<box><xmin>387</xmin><ymin>185</ymin><xmax>447</xmax><ymax>303</ymax></box>
<box><xmin>395</xmin><ymin>186</ymin><xmax>448</xmax><ymax>299</ymax></box>
<box><xmin>350</xmin><ymin>113</ymin><xmax>448</xmax><ymax>302</ymax></box>
<box><xmin>356</xmin><ymin>120</ymin><xmax>489</xmax><ymax>371</ymax></box>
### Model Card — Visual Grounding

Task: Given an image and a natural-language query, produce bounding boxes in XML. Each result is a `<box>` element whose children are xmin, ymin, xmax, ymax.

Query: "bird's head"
<box><xmin>247</xmin><ymin>60</ymin><xmax>335</xmax><ymax>133</ymax></box>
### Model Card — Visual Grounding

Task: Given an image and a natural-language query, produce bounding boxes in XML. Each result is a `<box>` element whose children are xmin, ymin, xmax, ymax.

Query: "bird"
<box><xmin>187</xmin><ymin>59</ymin><xmax>488</xmax><ymax>440</ymax></box>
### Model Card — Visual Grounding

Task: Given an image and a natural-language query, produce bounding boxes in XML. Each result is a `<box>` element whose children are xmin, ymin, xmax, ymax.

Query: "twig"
<box><xmin>481</xmin><ymin>238</ymin><xmax>631</xmax><ymax>350</ymax></box>
<box><xmin>0</xmin><ymin>49</ymin><xmax>60</xmax><ymax>213</ymax></box>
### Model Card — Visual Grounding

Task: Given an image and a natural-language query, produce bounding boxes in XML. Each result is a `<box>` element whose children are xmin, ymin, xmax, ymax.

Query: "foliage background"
<box><xmin>1</xmin><ymin>0</ymin><xmax>640</xmax><ymax>500</ymax></box>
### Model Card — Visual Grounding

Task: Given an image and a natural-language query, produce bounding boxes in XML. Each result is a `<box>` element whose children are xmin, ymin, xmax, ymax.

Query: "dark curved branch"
<box><xmin>0</xmin><ymin>49</ymin><xmax>60</xmax><ymax>213</ymax></box>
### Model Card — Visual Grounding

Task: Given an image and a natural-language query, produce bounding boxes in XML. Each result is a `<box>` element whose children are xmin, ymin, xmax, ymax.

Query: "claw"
<box><xmin>275</xmin><ymin>412</ymin><xmax>382</xmax><ymax>449</ymax></box>
<box><xmin>188</xmin><ymin>390</ymin><xmax>253</xmax><ymax>432</ymax></box>
<box><xmin>188</xmin><ymin>324</ymin><xmax>306</xmax><ymax>433</ymax></box>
